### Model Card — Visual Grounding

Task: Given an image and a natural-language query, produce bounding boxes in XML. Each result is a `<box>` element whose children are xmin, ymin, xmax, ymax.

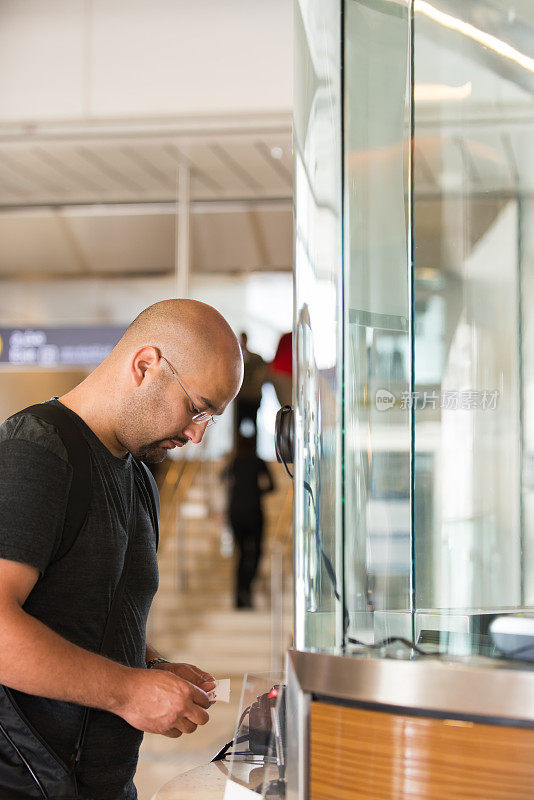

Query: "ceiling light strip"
<box><xmin>415</xmin><ymin>0</ymin><xmax>534</xmax><ymax>74</ymax></box>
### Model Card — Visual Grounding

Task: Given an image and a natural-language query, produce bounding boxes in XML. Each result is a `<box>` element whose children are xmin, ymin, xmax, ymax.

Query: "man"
<box><xmin>0</xmin><ymin>299</ymin><xmax>243</xmax><ymax>800</ymax></box>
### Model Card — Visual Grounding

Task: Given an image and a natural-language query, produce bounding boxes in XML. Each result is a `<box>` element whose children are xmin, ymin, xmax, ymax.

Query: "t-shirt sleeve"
<box><xmin>0</xmin><ymin>438</ymin><xmax>70</xmax><ymax>574</ymax></box>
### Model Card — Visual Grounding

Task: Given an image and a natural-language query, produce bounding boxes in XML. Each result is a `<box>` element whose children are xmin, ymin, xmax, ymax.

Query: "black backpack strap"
<box><xmin>135</xmin><ymin>460</ymin><xmax>160</xmax><ymax>551</ymax></box>
<box><xmin>72</xmin><ymin>487</ymin><xmax>140</xmax><ymax>774</ymax></box>
<box><xmin>11</xmin><ymin>402</ymin><xmax>92</xmax><ymax>564</ymax></box>
<box><xmin>73</xmin><ymin>463</ymin><xmax>159</xmax><ymax>775</ymax></box>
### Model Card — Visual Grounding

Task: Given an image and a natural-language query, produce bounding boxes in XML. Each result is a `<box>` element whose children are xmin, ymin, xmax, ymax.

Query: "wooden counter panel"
<box><xmin>310</xmin><ymin>701</ymin><xmax>534</xmax><ymax>799</ymax></box>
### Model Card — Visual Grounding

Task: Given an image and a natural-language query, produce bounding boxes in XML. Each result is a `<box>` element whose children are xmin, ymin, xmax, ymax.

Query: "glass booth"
<box><xmin>293</xmin><ymin>0</ymin><xmax>534</xmax><ymax>657</ymax></box>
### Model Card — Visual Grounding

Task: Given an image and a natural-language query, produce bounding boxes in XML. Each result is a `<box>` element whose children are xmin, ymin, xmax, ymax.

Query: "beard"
<box><xmin>134</xmin><ymin>437</ymin><xmax>188</xmax><ymax>464</ymax></box>
<box><xmin>119</xmin><ymin>384</ymin><xmax>189</xmax><ymax>463</ymax></box>
<box><xmin>135</xmin><ymin>442</ymin><xmax>168</xmax><ymax>464</ymax></box>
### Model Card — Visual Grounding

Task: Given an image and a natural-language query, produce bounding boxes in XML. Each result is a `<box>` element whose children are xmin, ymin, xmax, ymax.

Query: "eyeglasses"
<box><xmin>160</xmin><ymin>354</ymin><xmax>217</xmax><ymax>428</ymax></box>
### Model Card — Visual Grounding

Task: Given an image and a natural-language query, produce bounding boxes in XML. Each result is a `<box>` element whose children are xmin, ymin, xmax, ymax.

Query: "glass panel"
<box><xmin>294</xmin><ymin>0</ymin><xmax>534</xmax><ymax>658</ymax></box>
<box><xmin>413</xmin><ymin>0</ymin><xmax>534</xmax><ymax>654</ymax></box>
<box><xmin>524</xmin><ymin>192</ymin><xmax>534</xmax><ymax>605</ymax></box>
<box><xmin>293</xmin><ymin>0</ymin><xmax>343</xmax><ymax>649</ymax></box>
<box><xmin>343</xmin><ymin>0</ymin><xmax>412</xmax><ymax>645</ymax></box>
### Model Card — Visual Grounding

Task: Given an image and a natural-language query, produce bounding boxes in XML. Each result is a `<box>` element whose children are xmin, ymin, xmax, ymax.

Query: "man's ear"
<box><xmin>131</xmin><ymin>346</ymin><xmax>160</xmax><ymax>387</ymax></box>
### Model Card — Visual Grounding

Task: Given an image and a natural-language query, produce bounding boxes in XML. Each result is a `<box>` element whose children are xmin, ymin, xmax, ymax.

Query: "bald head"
<box><xmin>64</xmin><ymin>299</ymin><xmax>244</xmax><ymax>463</ymax></box>
<box><xmin>118</xmin><ymin>299</ymin><xmax>241</xmax><ymax>378</ymax></box>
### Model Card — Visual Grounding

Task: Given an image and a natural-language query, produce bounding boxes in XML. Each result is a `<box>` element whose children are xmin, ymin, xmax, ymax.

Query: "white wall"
<box><xmin>0</xmin><ymin>273</ymin><xmax>292</xmax><ymax>346</ymax></box>
<box><xmin>0</xmin><ymin>0</ymin><xmax>293</xmax><ymax>122</ymax></box>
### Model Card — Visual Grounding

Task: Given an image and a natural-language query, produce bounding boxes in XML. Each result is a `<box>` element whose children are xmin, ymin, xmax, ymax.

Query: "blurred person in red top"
<box><xmin>269</xmin><ymin>331</ymin><xmax>292</xmax><ymax>408</ymax></box>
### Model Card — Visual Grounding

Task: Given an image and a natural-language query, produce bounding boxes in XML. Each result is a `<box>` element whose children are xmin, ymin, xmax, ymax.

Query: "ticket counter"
<box><xmin>287</xmin><ymin>651</ymin><xmax>534</xmax><ymax>799</ymax></box>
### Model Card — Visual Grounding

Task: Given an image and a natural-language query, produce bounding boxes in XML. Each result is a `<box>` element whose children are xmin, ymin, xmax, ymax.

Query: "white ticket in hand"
<box><xmin>208</xmin><ymin>678</ymin><xmax>230</xmax><ymax>703</ymax></box>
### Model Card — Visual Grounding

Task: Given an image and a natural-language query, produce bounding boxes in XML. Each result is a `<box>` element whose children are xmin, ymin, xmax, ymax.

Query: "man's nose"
<box><xmin>184</xmin><ymin>420</ymin><xmax>209</xmax><ymax>444</ymax></box>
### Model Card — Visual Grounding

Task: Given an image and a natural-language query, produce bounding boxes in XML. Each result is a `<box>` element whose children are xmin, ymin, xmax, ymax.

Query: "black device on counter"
<box><xmin>211</xmin><ymin>684</ymin><xmax>286</xmax><ymax>762</ymax></box>
<box><xmin>275</xmin><ymin>405</ymin><xmax>294</xmax><ymax>470</ymax></box>
<box><xmin>248</xmin><ymin>684</ymin><xmax>286</xmax><ymax>756</ymax></box>
<box><xmin>211</xmin><ymin>684</ymin><xmax>287</xmax><ymax>798</ymax></box>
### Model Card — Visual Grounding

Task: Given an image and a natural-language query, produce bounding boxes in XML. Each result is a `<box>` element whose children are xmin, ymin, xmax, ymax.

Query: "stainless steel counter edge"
<box><xmin>288</xmin><ymin>649</ymin><xmax>534</xmax><ymax>723</ymax></box>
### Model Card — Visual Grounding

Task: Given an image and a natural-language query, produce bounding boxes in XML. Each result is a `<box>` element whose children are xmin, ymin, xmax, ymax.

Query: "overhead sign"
<box><xmin>0</xmin><ymin>327</ymin><xmax>125</xmax><ymax>366</ymax></box>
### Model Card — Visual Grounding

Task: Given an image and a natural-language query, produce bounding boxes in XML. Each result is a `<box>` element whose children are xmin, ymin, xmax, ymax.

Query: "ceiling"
<box><xmin>0</xmin><ymin>113</ymin><xmax>530</xmax><ymax>282</ymax></box>
<box><xmin>0</xmin><ymin>0</ymin><xmax>532</xmax><ymax>283</ymax></box>
<box><xmin>0</xmin><ymin>124</ymin><xmax>293</xmax><ymax>206</ymax></box>
<box><xmin>0</xmin><ymin>117</ymin><xmax>294</xmax><ymax>278</ymax></box>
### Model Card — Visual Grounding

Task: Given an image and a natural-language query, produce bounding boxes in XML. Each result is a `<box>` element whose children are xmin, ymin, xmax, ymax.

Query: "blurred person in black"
<box><xmin>223</xmin><ymin>432</ymin><xmax>275</xmax><ymax>608</ymax></box>
<box><xmin>235</xmin><ymin>332</ymin><xmax>266</xmax><ymax>445</ymax></box>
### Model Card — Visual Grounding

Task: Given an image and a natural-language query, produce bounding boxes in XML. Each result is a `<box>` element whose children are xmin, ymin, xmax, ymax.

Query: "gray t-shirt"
<box><xmin>0</xmin><ymin>399</ymin><xmax>159</xmax><ymax>800</ymax></box>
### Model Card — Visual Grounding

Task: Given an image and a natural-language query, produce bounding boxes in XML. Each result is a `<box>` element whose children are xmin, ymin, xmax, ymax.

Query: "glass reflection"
<box><xmin>343</xmin><ymin>0</ymin><xmax>412</xmax><ymax>643</ymax></box>
<box><xmin>413</xmin><ymin>0</ymin><xmax>533</xmax><ymax>652</ymax></box>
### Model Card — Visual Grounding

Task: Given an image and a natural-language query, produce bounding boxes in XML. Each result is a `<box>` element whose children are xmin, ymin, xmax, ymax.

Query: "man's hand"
<box><xmin>0</xmin><ymin>563</ymin><xmax>213</xmax><ymax>736</ymax></box>
<box><xmin>117</xmin><ymin>668</ymin><xmax>211</xmax><ymax>738</ymax></box>
<box><xmin>153</xmin><ymin>661</ymin><xmax>216</xmax><ymax>694</ymax></box>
